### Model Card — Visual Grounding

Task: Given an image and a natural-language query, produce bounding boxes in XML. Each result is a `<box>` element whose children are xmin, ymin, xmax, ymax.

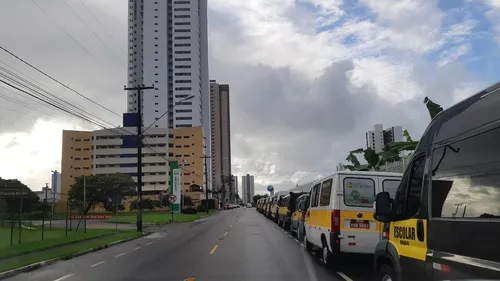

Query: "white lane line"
<box><xmin>294</xmin><ymin>239</ymin><xmax>300</xmax><ymax>243</ymax></box>
<box><xmin>230</xmin><ymin>224</ymin><xmax>233</xmax><ymax>228</ymax></box>
<box><xmin>337</xmin><ymin>272</ymin><xmax>354</xmax><ymax>281</ymax></box>
<box><xmin>90</xmin><ymin>261</ymin><xmax>106</xmax><ymax>268</ymax></box>
<box><xmin>224</xmin><ymin>231</ymin><xmax>228</xmax><ymax>236</ymax></box>
<box><xmin>115</xmin><ymin>253</ymin><xmax>126</xmax><ymax>258</ymax></box>
<box><xmin>133</xmin><ymin>246</ymin><xmax>141</xmax><ymax>251</ymax></box>
<box><xmin>146</xmin><ymin>242</ymin><xmax>153</xmax><ymax>245</ymax></box>
<box><xmin>54</xmin><ymin>274</ymin><xmax>74</xmax><ymax>281</ymax></box>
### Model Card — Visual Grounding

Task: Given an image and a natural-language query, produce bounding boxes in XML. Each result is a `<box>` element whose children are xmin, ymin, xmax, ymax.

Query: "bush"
<box><xmin>196</xmin><ymin>205</ymin><xmax>206</xmax><ymax>213</ymax></box>
<box><xmin>181</xmin><ymin>207</ymin><xmax>197</xmax><ymax>214</ymax></box>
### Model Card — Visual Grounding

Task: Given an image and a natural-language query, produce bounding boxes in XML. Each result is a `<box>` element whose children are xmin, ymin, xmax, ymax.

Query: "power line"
<box><xmin>29</xmin><ymin>0</ymin><xmax>117</xmax><ymax>77</ymax></box>
<box><xmin>77</xmin><ymin>0</ymin><xmax>128</xmax><ymax>55</ymax></box>
<box><xmin>142</xmin><ymin>95</ymin><xmax>195</xmax><ymax>133</ymax></box>
<box><xmin>0</xmin><ymin>45</ymin><xmax>122</xmax><ymax>118</ymax></box>
<box><xmin>61</xmin><ymin>0</ymin><xmax>126</xmax><ymax>66</ymax></box>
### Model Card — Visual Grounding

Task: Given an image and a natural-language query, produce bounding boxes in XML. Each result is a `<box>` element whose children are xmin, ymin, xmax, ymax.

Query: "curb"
<box><xmin>0</xmin><ymin>232</ymin><xmax>148</xmax><ymax>281</ymax></box>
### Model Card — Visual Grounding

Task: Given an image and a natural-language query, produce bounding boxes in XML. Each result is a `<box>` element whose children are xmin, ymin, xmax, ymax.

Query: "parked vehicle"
<box><xmin>373</xmin><ymin>82</ymin><xmax>500</xmax><ymax>281</ymax></box>
<box><xmin>289</xmin><ymin>193</ymin><xmax>310</xmax><ymax>241</ymax></box>
<box><xmin>277</xmin><ymin>191</ymin><xmax>306</xmax><ymax>230</ymax></box>
<box><xmin>303</xmin><ymin>170</ymin><xmax>402</xmax><ymax>267</ymax></box>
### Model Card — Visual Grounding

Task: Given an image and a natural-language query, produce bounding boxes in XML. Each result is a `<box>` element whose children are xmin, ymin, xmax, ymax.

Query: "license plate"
<box><xmin>350</xmin><ymin>221</ymin><xmax>370</xmax><ymax>229</ymax></box>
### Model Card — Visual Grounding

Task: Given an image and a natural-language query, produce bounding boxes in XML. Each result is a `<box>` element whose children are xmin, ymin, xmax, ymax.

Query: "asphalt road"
<box><xmin>5</xmin><ymin>208</ymin><xmax>375</xmax><ymax>281</ymax></box>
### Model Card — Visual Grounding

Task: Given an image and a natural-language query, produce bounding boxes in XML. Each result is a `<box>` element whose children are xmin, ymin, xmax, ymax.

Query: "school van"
<box><xmin>303</xmin><ymin>170</ymin><xmax>402</xmax><ymax>267</ymax></box>
<box><xmin>289</xmin><ymin>193</ymin><xmax>310</xmax><ymax>241</ymax></box>
<box><xmin>277</xmin><ymin>191</ymin><xmax>306</xmax><ymax>229</ymax></box>
<box><xmin>373</xmin><ymin>82</ymin><xmax>500</xmax><ymax>281</ymax></box>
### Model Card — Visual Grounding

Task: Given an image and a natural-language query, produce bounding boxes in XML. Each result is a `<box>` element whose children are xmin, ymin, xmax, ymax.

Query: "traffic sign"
<box><xmin>0</xmin><ymin>189</ymin><xmax>29</xmax><ymax>198</ymax></box>
<box><xmin>169</xmin><ymin>195</ymin><xmax>177</xmax><ymax>203</ymax></box>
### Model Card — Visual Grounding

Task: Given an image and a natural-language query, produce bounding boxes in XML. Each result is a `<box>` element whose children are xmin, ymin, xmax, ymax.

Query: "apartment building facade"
<box><xmin>210</xmin><ymin>80</ymin><xmax>232</xmax><ymax>202</ymax></box>
<box><xmin>365</xmin><ymin>124</ymin><xmax>403</xmax><ymax>153</ymax></box>
<box><xmin>241</xmin><ymin>174</ymin><xmax>255</xmax><ymax>204</ymax></box>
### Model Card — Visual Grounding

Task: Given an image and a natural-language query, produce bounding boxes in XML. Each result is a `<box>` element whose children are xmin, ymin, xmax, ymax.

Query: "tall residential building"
<box><xmin>210</xmin><ymin>80</ymin><xmax>232</xmax><ymax>202</ymax></box>
<box><xmin>60</xmin><ymin>130</ymin><xmax>94</xmax><ymax>203</ymax></box>
<box><xmin>365</xmin><ymin>124</ymin><xmax>403</xmax><ymax>153</ymax></box>
<box><xmin>126</xmin><ymin>0</ymin><xmax>210</xmax><ymax>131</ymax></box>
<box><xmin>50</xmin><ymin>170</ymin><xmax>61</xmax><ymax>201</ymax></box>
<box><xmin>241</xmin><ymin>174</ymin><xmax>255</xmax><ymax>204</ymax></box>
<box><xmin>234</xmin><ymin>176</ymin><xmax>238</xmax><ymax>197</ymax></box>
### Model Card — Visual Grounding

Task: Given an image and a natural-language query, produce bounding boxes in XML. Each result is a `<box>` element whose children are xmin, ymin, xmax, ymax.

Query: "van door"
<box><xmin>339</xmin><ymin>175</ymin><xmax>379</xmax><ymax>254</ymax></box>
<box><xmin>378</xmin><ymin>176</ymin><xmax>402</xmax><ymax>240</ymax></box>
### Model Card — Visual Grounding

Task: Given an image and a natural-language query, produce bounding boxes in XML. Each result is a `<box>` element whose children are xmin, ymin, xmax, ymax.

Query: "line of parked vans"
<box><xmin>257</xmin><ymin>82</ymin><xmax>500</xmax><ymax>281</ymax></box>
<box><xmin>256</xmin><ymin>171</ymin><xmax>403</xmax><ymax>275</ymax></box>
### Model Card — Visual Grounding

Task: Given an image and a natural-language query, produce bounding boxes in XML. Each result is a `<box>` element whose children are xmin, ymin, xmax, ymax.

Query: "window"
<box><xmin>175</xmin><ymin>80</ymin><xmax>191</xmax><ymax>83</ymax></box>
<box><xmin>175</xmin><ymin>65</ymin><xmax>191</xmax><ymax>69</ymax></box>
<box><xmin>175</xmin><ymin>87</ymin><xmax>191</xmax><ymax>90</ymax></box>
<box><xmin>431</xmin><ymin>126</ymin><xmax>500</xmax><ymax>218</ymax></box>
<box><xmin>175</xmin><ymin>109</ymin><xmax>192</xmax><ymax>113</ymax></box>
<box><xmin>175</xmin><ymin>36</ymin><xmax>191</xmax><ymax>40</ymax></box>
<box><xmin>175</xmin><ymin>50</ymin><xmax>191</xmax><ymax>54</ymax></box>
<box><xmin>174</xmin><ymin>7</ymin><xmax>190</xmax><ymax>11</ymax></box>
<box><xmin>343</xmin><ymin>177</ymin><xmax>376</xmax><ymax>207</ymax></box>
<box><xmin>395</xmin><ymin>155</ymin><xmax>427</xmax><ymax>217</ymax></box>
<box><xmin>175</xmin><ymin>15</ymin><xmax>190</xmax><ymax>18</ymax></box>
<box><xmin>174</xmin><ymin>22</ymin><xmax>190</xmax><ymax>26</ymax></box>
<box><xmin>175</xmin><ymin>58</ymin><xmax>191</xmax><ymax>61</ymax></box>
<box><xmin>174</xmin><ymin>29</ymin><xmax>190</xmax><ymax>32</ymax></box>
<box><xmin>320</xmin><ymin>179</ymin><xmax>332</xmax><ymax>206</ymax></box>
<box><xmin>176</xmin><ymin>116</ymin><xmax>192</xmax><ymax>120</ymax></box>
<box><xmin>383</xmin><ymin>179</ymin><xmax>401</xmax><ymax>198</ymax></box>
<box><xmin>174</xmin><ymin>43</ymin><xmax>191</xmax><ymax>47</ymax></box>
<box><xmin>310</xmin><ymin>183</ymin><xmax>321</xmax><ymax>208</ymax></box>
<box><xmin>174</xmin><ymin>0</ymin><xmax>190</xmax><ymax>3</ymax></box>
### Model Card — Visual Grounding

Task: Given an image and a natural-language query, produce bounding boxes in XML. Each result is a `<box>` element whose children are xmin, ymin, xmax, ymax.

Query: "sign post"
<box><xmin>169</xmin><ymin>161</ymin><xmax>181</xmax><ymax>214</ymax></box>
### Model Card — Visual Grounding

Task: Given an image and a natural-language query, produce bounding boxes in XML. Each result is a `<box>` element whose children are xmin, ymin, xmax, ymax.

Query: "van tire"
<box><xmin>377</xmin><ymin>264</ymin><xmax>397</xmax><ymax>281</ymax></box>
<box><xmin>297</xmin><ymin>226</ymin><xmax>304</xmax><ymax>241</ymax></box>
<box><xmin>321</xmin><ymin>240</ymin><xmax>334</xmax><ymax>267</ymax></box>
<box><xmin>303</xmin><ymin>234</ymin><xmax>313</xmax><ymax>252</ymax></box>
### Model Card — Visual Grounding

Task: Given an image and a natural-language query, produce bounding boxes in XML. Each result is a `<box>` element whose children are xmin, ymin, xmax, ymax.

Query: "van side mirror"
<box><xmin>373</xmin><ymin>192</ymin><xmax>392</xmax><ymax>223</ymax></box>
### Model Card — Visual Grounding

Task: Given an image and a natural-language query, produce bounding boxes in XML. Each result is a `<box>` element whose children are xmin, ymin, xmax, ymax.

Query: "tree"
<box><xmin>221</xmin><ymin>175</ymin><xmax>235</xmax><ymax>202</ymax></box>
<box><xmin>68</xmin><ymin>173</ymin><xmax>135</xmax><ymax>230</ymax></box>
<box><xmin>424</xmin><ymin>96</ymin><xmax>444</xmax><ymax>119</ymax></box>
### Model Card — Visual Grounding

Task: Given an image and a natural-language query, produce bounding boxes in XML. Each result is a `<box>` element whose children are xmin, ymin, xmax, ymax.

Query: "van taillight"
<box><xmin>331</xmin><ymin>210</ymin><xmax>340</xmax><ymax>233</ymax></box>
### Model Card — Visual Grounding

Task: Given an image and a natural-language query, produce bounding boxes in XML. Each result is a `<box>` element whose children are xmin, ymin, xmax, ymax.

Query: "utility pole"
<box><xmin>201</xmin><ymin>155</ymin><xmax>211</xmax><ymax>213</ymax></box>
<box><xmin>42</xmin><ymin>183</ymin><xmax>48</xmax><ymax>240</ymax></box>
<box><xmin>124</xmin><ymin>84</ymin><xmax>154</xmax><ymax>232</ymax></box>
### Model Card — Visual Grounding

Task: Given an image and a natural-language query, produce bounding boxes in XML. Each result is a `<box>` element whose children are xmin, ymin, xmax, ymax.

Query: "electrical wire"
<box><xmin>0</xmin><ymin>45</ymin><xmax>122</xmax><ymax>118</ymax></box>
<box><xmin>61</xmin><ymin>0</ymin><xmax>126</xmax><ymax>66</ymax></box>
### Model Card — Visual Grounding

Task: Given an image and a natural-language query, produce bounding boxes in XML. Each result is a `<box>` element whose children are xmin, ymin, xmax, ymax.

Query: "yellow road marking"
<box><xmin>184</xmin><ymin>278</ymin><xmax>196</xmax><ymax>281</ymax></box>
<box><xmin>209</xmin><ymin>245</ymin><xmax>218</xmax><ymax>255</ymax></box>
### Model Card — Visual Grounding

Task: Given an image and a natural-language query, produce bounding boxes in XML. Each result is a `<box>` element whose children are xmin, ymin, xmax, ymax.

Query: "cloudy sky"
<box><xmin>0</xmin><ymin>0</ymin><xmax>499</xmax><ymax>194</ymax></box>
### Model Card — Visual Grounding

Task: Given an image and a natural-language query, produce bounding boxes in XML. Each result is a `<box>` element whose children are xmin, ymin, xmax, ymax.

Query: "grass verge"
<box><xmin>0</xmin><ymin>231</ymin><xmax>142</xmax><ymax>273</ymax></box>
<box><xmin>0</xmin><ymin>228</ymin><xmax>116</xmax><ymax>259</ymax></box>
<box><xmin>107</xmin><ymin>210</ymin><xmax>216</xmax><ymax>224</ymax></box>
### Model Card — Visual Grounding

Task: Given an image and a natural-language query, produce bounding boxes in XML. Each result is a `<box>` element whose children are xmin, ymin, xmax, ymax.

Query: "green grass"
<box><xmin>0</xmin><ymin>227</ymin><xmax>116</xmax><ymax>259</ymax></box>
<box><xmin>107</xmin><ymin>210</ymin><xmax>216</xmax><ymax>224</ymax></box>
<box><xmin>0</xmin><ymin>231</ymin><xmax>142</xmax><ymax>273</ymax></box>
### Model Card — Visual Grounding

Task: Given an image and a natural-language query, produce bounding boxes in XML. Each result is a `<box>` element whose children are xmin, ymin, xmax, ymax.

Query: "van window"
<box><xmin>311</xmin><ymin>183</ymin><xmax>321</xmax><ymax>207</ymax></box>
<box><xmin>343</xmin><ymin>177</ymin><xmax>376</xmax><ymax>207</ymax></box>
<box><xmin>431</xmin><ymin>126</ymin><xmax>500</xmax><ymax>218</ymax></box>
<box><xmin>320</xmin><ymin>179</ymin><xmax>333</xmax><ymax>206</ymax></box>
<box><xmin>396</xmin><ymin>155</ymin><xmax>426</xmax><ymax>217</ymax></box>
<box><xmin>383</xmin><ymin>179</ymin><xmax>401</xmax><ymax>198</ymax></box>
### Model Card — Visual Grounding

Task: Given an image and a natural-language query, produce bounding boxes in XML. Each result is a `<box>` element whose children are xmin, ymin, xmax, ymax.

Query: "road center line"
<box><xmin>54</xmin><ymin>274</ymin><xmax>74</xmax><ymax>281</ymax></box>
<box><xmin>146</xmin><ymin>242</ymin><xmax>153</xmax><ymax>245</ymax></box>
<box><xmin>337</xmin><ymin>272</ymin><xmax>354</xmax><ymax>281</ymax></box>
<box><xmin>224</xmin><ymin>231</ymin><xmax>228</xmax><ymax>236</ymax></box>
<box><xmin>209</xmin><ymin>245</ymin><xmax>218</xmax><ymax>255</ymax></box>
<box><xmin>133</xmin><ymin>246</ymin><xmax>141</xmax><ymax>251</ymax></box>
<box><xmin>230</xmin><ymin>224</ymin><xmax>233</xmax><ymax>228</ymax></box>
<box><xmin>90</xmin><ymin>261</ymin><xmax>106</xmax><ymax>268</ymax></box>
<box><xmin>115</xmin><ymin>253</ymin><xmax>126</xmax><ymax>258</ymax></box>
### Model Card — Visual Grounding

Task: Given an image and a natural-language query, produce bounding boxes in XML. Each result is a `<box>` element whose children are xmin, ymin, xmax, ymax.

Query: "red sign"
<box><xmin>350</xmin><ymin>220</ymin><xmax>370</xmax><ymax>229</ymax></box>
<box><xmin>69</xmin><ymin>215</ymin><xmax>112</xmax><ymax>220</ymax></box>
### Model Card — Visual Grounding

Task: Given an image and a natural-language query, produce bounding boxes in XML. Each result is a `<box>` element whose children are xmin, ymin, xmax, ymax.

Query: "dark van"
<box><xmin>373</xmin><ymin>82</ymin><xmax>500</xmax><ymax>281</ymax></box>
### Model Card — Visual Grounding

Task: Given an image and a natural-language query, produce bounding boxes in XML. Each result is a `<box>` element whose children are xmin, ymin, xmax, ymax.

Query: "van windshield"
<box><xmin>343</xmin><ymin>177</ymin><xmax>376</xmax><ymax>207</ymax></box>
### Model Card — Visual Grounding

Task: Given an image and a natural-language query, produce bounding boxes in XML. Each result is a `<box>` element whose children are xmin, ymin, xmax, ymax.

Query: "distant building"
<box><xmin>241</xmin><ymin>174</ymin><xmax>255</xmax><ymax>204</ymax></box>
<box><xmin>50</xmin><ymin>170</ymin><xmax>61</xmax><ymax>201</ymax></box>
<box><xmin>365</xmin><ymin>124</ymin><xmax>403</xmax><ymax>153</ymax></box>
<box><xmin>234</xmin><ymin>176</ymin><xmax>238</xmax><ymax>196</ymax></box>
<box><xmin>210</xmin><ymin>80</ymin><xmax>232</xmax><ymax>203</ymax></box>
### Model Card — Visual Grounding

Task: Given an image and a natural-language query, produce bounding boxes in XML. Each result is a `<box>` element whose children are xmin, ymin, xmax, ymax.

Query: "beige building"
<box><xmin>210</xmin><ymin>80</ymin><xmax>233</xmax><ymax>203</ymax></box>
<box><xmin>169</xmin><ymin>126</ymin><xmax>205</xmax><ymax>206</ymax></box>
<box><xmin>60</xmin><ymin>130</ymin><xmax>94</xmax><ymax>205</ymax></box>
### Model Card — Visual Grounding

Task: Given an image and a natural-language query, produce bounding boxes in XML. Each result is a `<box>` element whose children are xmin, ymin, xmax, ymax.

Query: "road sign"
<box><xmin>169</xmin><ymin>195</ymin><xmax>177</xmax><ymax>203</ymax></box>
<box><xmin>0</xmin><ymin>189</ymin><xmax>29</xmax><ymax>198</ymax></box>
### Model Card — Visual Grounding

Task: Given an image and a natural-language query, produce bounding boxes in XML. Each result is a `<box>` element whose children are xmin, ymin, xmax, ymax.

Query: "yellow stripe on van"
<box><xmin>278</xmin><ymin>207</ymin><xmax>288</xmax><ymax>216</ymax></box>
<box><xmin>308</xmin><ymin>209</ymin><xmax>331</xmax><ymax>229</ymax></box>
<box><xmin>340</xmin><ymin>210</ymin><xmax>381</xmax><ymax>232</ymax></box>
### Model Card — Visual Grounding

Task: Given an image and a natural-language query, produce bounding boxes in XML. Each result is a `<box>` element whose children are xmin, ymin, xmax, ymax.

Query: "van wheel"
<box><xmin>321</xmin><ymin>241</ymin><xmax>334</xmax><ymax>267</ymax></box>
<box><xmin>378</xmin><ymin>264</ymin><xmax>397</xmax><ymax>281</ymax></box>
<box><xmin>303</xmin><ymin>234</ymin><xmax>313</xmax><ymax>252</ymax></box>
<box><xmin>297</xmin><ymin>227</ymin><xmax>303</xmax><ymax>241</ymax></box>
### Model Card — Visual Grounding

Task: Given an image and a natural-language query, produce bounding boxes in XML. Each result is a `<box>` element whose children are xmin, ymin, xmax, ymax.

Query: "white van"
<box><xmin>303</xmin><ymin>170</ymin><xmax>402</xmax><ymax>267</ymax></box>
